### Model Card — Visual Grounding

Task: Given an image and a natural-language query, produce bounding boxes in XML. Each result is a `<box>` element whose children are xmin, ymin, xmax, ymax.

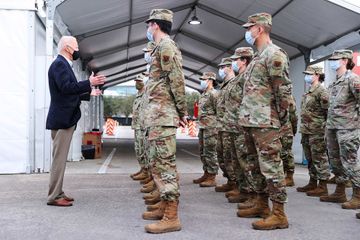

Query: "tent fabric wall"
<box><xmin>0</xmin><ymin>9</ymin><xmax>34</xmax><ymax>173</ymax></box>
<box><xmin>289</xmin><ymin>56</ymin><xmax>306</xmax><ymax>164</ymax></box>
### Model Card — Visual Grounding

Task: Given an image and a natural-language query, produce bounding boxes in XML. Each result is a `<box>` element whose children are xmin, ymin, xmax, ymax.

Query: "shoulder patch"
<box><xmin>163</xmin><ymin>55</ymin><xmax>170</xmax><ymax>62</ymax></box>
<box><xmin>273</xmin><ymin>61</ymin><xmax>282</xmax><ymax>67</ymax></box>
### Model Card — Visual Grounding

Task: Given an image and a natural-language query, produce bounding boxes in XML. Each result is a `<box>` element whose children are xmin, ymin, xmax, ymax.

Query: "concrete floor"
<box><xmin>0</xmin><ymin>138</ymin><xmax>359</xmax><ymax>240</ymax></box>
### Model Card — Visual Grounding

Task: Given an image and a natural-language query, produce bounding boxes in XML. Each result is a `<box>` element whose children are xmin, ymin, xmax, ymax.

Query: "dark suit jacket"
<box><xmin>46</xmin><ymin>55</ymin><xmax>92</xmax><ymax>130</ymax></box>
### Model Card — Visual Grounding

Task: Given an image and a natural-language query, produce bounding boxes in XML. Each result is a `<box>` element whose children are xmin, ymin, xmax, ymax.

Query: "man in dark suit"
<box><xmin>46</xmin><ymin>36</ymin><xmax>105</xmax><ymax>207</ymax></box>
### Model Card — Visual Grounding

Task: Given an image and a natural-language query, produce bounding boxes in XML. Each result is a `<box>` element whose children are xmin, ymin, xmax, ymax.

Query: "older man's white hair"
<box><xmin>57</xmin><ymin>36</ymin><xmax>76</xmax><ymax>53</ymax></box>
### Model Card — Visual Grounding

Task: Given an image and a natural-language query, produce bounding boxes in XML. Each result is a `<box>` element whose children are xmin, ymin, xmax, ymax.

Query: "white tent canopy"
<box><xmin>54</xmin><ymin>0</ymin><xmax>360</xmax><ymax>90</ymax></box>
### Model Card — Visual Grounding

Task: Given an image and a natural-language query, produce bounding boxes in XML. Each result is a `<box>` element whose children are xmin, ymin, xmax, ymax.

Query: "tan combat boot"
<box><xmin>147</xmin><ymin>200</ymin><xmax>163</xmax><ymax>211</ymax></box>
<box><xmin>132</xmin><ymin>169</ymin><xmax>148</xmax><ymax>181</ymax></box>
<box><xmin>199</xmin><ymin>174</ymin><xmax>217</xmax><ymax>187</ymax></box>
<box><xmin>130</xmin><ymin>168</ymin><xmax>143</xmax><ymax>179</ymax></box>
<box><xmin>141</xmin><ymin>180</ymin><xmax>156</xmax><ymax>193</ymax></box>
<box><xmin>142</xmin><ymin>201</ymin><xmax>166</xmax><ymax>220</ymax></box>
<box><xmin>237</xmin><ymin>194</ymin><xmax>270</xmax><ymax>218</ymax></box>
<box><xmin>144</xmin><ymin>190</ymin><xmax>161</xmax><ymax>205</ymax></box>
<box><xmin>193</xmin><ymin>172</ymin><xmax>208</xmax><ymax>184</ymax></box>
<box><xmin>285</xmin><ymin>171</ymin><xmax>295</xmax><ymax>187</ymax></box>
<box><xmin>342</xmin><ymin>187</ymin><xmax>360</xmax><ymax>209</ymax></box>
<box><xmin>145</xmin><ymin>201</ymin><xmax>181</xmax><ymax>234</ymax></box>
<box><xmin>306</xmin><ymin>180</ymin><xmax>328</xmax><ymax>197</ymax></box>
<box><xmin>252</xmin><ymin>201</ymin><xmax>289</xmax><ymax>230</ymax></box>
<box><xmin>143</xmin><ymin>190</ymin><xmax>159</xmax><ymax>200</ymax></box>
<box><xmin>228</xmin><ymin>191</ymin><xmax>249</xmax><ymax>203</ymax></box>
<box><xmin>296</xmin><ymin>178</ymin><xmax>317</xmax><ymax>192</ymax></box>
<box><xmin>140</xmin><ymin>175</ymin><xmax>152</xmax><ymax>185</ymax></box>
<box><xmin>320</xmin><ymin>183</ymin><xmax>347</xmax><ymax>203</ymax></box>
<box><xmin>225</xmin><ymin>188</ymin><xmax>240</xmax><ymax>198</ymax></box>
<box><xmin>215</xmin><ymin>181</ymin><xmax>237</xmax><ymax>192</ymax></box>
<box><xmin>237</xmin><ymin>192</ymin><xmax>257</xmax><ymax>209</ymax></box>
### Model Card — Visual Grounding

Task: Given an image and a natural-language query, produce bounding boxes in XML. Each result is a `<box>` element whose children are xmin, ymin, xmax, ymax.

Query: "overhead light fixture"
<box><xmin>188</xmin><ymin>7</ymin><xmax>202</xmax><ymax>25</ymax></box>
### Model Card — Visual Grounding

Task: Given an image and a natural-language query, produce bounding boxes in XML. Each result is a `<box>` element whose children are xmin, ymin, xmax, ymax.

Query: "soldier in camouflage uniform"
<box><xmin>237</xmin><ymin>13</ymin><xmax>292</xmax><ymax>230</ymax></box>
<box><xmin>223</xmin><ymin>47</ymin><xmax>256</xmax><ymax>204</ymax></box>
<box><xmin>215</xmin><ymin>57</ymin><xmax>238</xmax><ymax>193</ymax></box>
<box><xmin>141</xmin><ymin>9</ymin><xmax>187</xmax><ymax>234</ymax></box>
<box><xmin>296</xmin><ymin>66</ymin><xmax>331</xmax><ymax>196</ymax></box>
<box><xmin>320</xmin><ymin>50</ymin><xmax>360</xmax><ymax>211</ymax></box>
<box><xmin>130</xmin><ymin>73</ymin><xmax>147</xmax><ymax>181</ymax></box>
<box><xmin>139</xmin><ymin>42</ymin><xmax>157</xmax><ymax>194</ymax></box>
<box><xmin>193</xmin><ymin>72</ymin><xmax>219</xmax><ymax>187</ymax></box>
<box><xmin>281</xmin><ymin>92</ymin><xmax>298</xmax><ymax>187</ymax></box>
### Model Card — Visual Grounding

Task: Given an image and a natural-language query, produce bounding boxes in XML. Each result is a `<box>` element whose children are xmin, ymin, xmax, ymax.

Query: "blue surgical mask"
<box><xmin>218</xmin><ymin>68</ymin><xmax>226</xmax><ymax>80</ymax></box>
<box><xmin>146</xmin><ymin>29</ymin><xmax>154</xmax><ymax>42</ymax></box>
<box><xmin>329</xmin><ymin>60</ymin><xmax>341</xmax><ymax>71</ymax></box>
<box><xmin>143</xmin><ymin>76</ymin><xmax>149</xmax><ymax>84</ymax></box>
<box><xmin>144</xmin><ymin>52</ymin><xmax>151</xmax><ymax>63</ymax></box>
<box><xmin>232</xmin><ymin>61</ymin><xmax>239</xmax><ymax>73</ymax></box>
<box><xmin>245</xmin><ymin>31</ymin><xmax>256</xmax><ymax>46</ymax></box>
<box><xmin>146</xmin><ymin>64</ymin><xmax>150</xmax><ymax>73</ymax></box>
<box><xmin>200</xmin><ymin>81</ymin><xmax>208</xmax><ymax>91</ymax></box>
<box><xmin>304</xmin><ymin>75</ymin><xmax>313</xmax><ymax>85</ymax></box>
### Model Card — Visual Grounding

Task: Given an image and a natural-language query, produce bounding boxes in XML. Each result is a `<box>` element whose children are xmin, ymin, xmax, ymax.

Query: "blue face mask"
<box><xmin>329</xmin><ymin>60</ymin><xmax>341</xmax><ymax>71</ymax></box>
<box><xmin>304</xmin><ymin>75</ymin><xmax>313</xmax><ymax>85</ymax></box>
<box><xmin>232</xmin><ymin>61</ymin><xmax>239</xmax><ymax>73</ymax></box>
<box><xmin>245</xmin><ymin>31</ymin><xmax>256</xmax><ymax>46</ymax></box>
<box><xmin>143</xmin><ymin>76</ymin><xmax>149</xmax><ymax>84</ymax></box>
<box><xmin>200</xmin><ymin>80</ymin><xmax>208</xmax><ymax>90</ymax></box>
<box><xmin>218</xmin><ymin>68</ymin><xmax>226</xmax><ymax>80</ymax></box>
<box><xmin>144</xmin><ymin>52</ymin><xmax>151</xmax><ymax>64</ymax></box>
<box><xmin>146</xmin><ymin>29</ymin><xmax>154</xmax><ymax>42</ymax></box>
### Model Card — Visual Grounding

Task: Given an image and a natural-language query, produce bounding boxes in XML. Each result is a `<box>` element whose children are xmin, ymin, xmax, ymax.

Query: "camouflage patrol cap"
<box><xmin>329</xmin><ymin>49</ymin><xmax>353</xmax><ymax>60</ymax></box>
<box><xmin>218</xmin><ymin>57</ymin><xmax>232</xmax><ymax>67</ymax></box>
<box><xmin>242</xmin><ymin>12</ymin><xmax>272</xmax><ymax>28</ymax></box>
<box><xmin>303</xmin><ymin>65</ymin><xmax>323</xmax><ymax>75</ymax></box>
<box><xmin>134</xmin><ymin>73</ymin><xmax>144</xmax><ymax>81</ymax></box>
<box><xmin>230</xmin><ymin>47</ymin><xmax>254</xmax><ymax>59</ymax></box>
<box><xmin>142</xmin><ymin>41</ymin><xmax>156</xmax><ymax>52</ymax></box>
<box><xmin>145</xmin><ymin>9</ymin><xmax>173</xmax><ymax>23</ymax></box>
<box><xmin>199</xmin><ymin>72</ymin><xmax>216</xmax><ymax>81</ymax></box>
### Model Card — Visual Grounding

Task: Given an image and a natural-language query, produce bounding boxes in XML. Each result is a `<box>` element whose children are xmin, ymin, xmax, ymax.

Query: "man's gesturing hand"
<box><xmin>90</xmin><ymin>72</ymin><xmax>106</xmax><ymax>86</ymax></box>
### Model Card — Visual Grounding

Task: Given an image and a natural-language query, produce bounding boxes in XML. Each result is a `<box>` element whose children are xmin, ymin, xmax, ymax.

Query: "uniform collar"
<box><xmin>308</xmin><ymin>83</ymin><xmax>320</xmax><ymax>93</ymax></box>
<box><xmin>257</xmin><ymin>41</ymin><xmax>273</xmax><ymax>55</ymax></box>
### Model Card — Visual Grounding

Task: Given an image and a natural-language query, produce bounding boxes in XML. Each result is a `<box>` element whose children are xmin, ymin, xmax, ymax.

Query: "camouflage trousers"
<box><xmin>217</xmin><ymin>131</ymin><xmax>236</xmax><ymax>182</ymax></box>
<box><xmin>243</xmin><ymin>127</ymin><xmax>287</xmax><ymax>203</ymax></box>
<box><xmin>147</xmin><ymin>126</ymin><xmax>180</xmax><ymax>201</ymax></box>
<box><xmin>198</xmin><ymin>128</ymin><xmax>219</xmax><ymax>174</ymax></box>
<box><xmin>230</xmin><ymin>131</ymin><xmax>252</xmax><ymax>193</ymax></box>
<box><xmin>326</xmin><ymin>129</ymin><xmax>360</xmax><ymax>188</ymax></box>
<box><xmin>280</xmin><ymin>136</ymin><xmax>295</xmax><ymax>173</ymax></box>
<box><xmin>216</xmin><ymin>131</ymin><xmax>228</xmax><ymax>179</ymax></box>
<box><xmin>301</xmin><ymin>133</ymin><xmax>330</xmax><ymax>181</ymax></box>
<box><xmin>134</xmin><ymin>129</ymin><xmax>146</xmax><ymax>168</ymax></box>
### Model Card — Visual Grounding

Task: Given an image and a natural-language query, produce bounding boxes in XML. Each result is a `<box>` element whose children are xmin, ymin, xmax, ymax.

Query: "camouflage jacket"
<box><xmin>327</xmin><ymin>70</ymin><xmax>360</xmax><ymax>129</ymax></box>
<box><xmin>223</xmin><ymin>74</ymin><xmax>245</xmax><ymax>132</ymax></box>
<box><xmin>239</xmin><ymin>42</ymin><xmax>292</xmax><ymax>128</ymax></box>
<box><xmin>300</xmin><ymin>83</ymin><xmax>329</xmax><ymax>134</ymax></box>
<box><xmin>281</xmin><ymin>95</ymin><xmax>298</xmax><ymax>137</ymax></box>
<box><xmin>138</xmin><ymin>90</ymin><xmax>148</xmax><ymax>130</ymax></box>
<box><xmin>198</xmin><ymin>88</ymin><xmax>217</xmax><ymax>129</ymax></box>
<box><xmin>143</xmin><ymin>36</ymin><xmax>188</xmax><ymax>128</ymax></box>
<box><xmin>131</xmin><ymin>91</ymin><xmax>144</xmax><ymax>130</ymax></box>
<box><xmin>216</xmin><ymin>77</ymin><xmax>234</xmax><ymax>131</ymax></box>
